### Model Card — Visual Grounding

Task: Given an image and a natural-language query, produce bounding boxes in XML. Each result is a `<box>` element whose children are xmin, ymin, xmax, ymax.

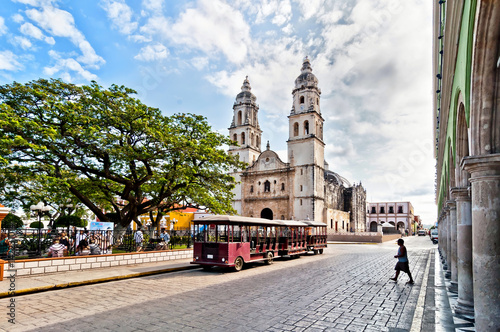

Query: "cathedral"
<box><xmin>228</xmin><ymin>58</ymin><xmax>367</xmax><ymax>232</ymax></box>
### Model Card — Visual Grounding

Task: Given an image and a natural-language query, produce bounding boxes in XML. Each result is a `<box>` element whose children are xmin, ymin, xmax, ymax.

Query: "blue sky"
<box><xmin>0</xmin><ymin>0</ymin><xmax>435</xmax><ymax>225</ymax></box>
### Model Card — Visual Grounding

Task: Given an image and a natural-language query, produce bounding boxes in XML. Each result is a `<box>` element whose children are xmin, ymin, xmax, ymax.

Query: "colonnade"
<box><xmin>438</xmin><ymin>155</ymin><xmax>500</xmax><ymax>329</ymax></box>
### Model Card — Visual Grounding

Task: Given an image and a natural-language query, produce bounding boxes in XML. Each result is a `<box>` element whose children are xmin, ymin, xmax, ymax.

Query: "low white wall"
<box><xmin>2</xmin><ymin>249</ymin><xmax>193</xmax><ymax>278</ymax></box>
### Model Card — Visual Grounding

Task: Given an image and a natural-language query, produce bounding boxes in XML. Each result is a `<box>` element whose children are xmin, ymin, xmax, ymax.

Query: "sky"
<box><xmin>0</xmin><ymin>0</ymin><xmax>436</xmax><ymax>226</ymax></box>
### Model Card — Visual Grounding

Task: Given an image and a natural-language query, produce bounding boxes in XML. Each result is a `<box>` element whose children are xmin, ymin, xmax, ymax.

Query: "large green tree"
<box><xmin>0</xmin><ymin>79</ymin><xmax>243</xmax><ymax>232</ymax></box>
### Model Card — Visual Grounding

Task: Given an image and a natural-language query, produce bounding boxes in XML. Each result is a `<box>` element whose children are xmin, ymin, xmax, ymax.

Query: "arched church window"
<box><xmin>250</xmin><ymin>185</ymin><xmax>254</xmax><ymax>193</ymax></box>
<box><xmin>300</xmin><ymin>185</ymin><xmax>303</xmax><ymax>191</ymax></box>
<box><xmin>316</xmin><ymin>98</ymin><xmax>319</xmax><ymax>105</ymax></box>
<box><xmin>264</xmin><ymin>180</ymin><xmax>270</xmax><ymax>192</ymax></box>
<box><xmin>300</xmin><ymin>96</ymin><xmax>305</xmax><ymax>104</ymax></box>
<box><xmin>281</xmin><ymin>183</ymin><xmax>285</xmax><ymax>191</ymax></box>
<box><xmin>300</xmin><ymin>199</ymin><xmax>303</xmax><ymax>206</ymax></box>
<box><xmin>241</xmin><ymin>132</ymin><xmax>245</xmax><ymax>145</ymax></box>
<box><xmin>294</xmin><ymin>123</ymin><xmax>299</xmax><ymax>136</ymax></box>
<box><xmin>233</xmin><ymin>133</ymin><xmax>237</xmax><ymax>143</ymax></box>
<box><xmin>256</xmin><ymin>135</ymin><xmax>260</xmax><ymax>147</ymax></box>
<box><xmin>304</xmin><ymin>121</ymin><xmax>309</xmax><ymax>135</ymax></box>
<box><xmin>238</xmin><ymin>111</ymin><xmax>242</xmax><ymax>125</ymax></box>
<box><xmin>281</xmin><ymin>215</ymin><xmax>285</xmax><ymax>220</ymax></box>
<box><xmin>250</xmin><ymin>133</ymin><xmax>254</xmax><ymax>146</ymax></box>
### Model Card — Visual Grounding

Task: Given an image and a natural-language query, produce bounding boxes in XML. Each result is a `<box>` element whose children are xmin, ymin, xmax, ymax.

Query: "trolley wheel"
<box><xmin>313</xmin><ymin>249</ymin><xmax>318</xmax><ymax>255</ymax></box>
<box><xmin>319</xmin><ymin>249</ymin><xmax>324</xmax><ymax>254</ymax></box>
<box><xmin>265</xmin><ymin>251</ymin><xmax>274</xmax><ymax>265</ymax></box>
<box><xmin>234</xmin><ymin>256</ymin><xmax>244</xmax><ymax>272</ymax></box>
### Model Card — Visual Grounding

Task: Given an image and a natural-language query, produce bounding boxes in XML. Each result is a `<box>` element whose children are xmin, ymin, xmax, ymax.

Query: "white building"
<box><xmin>366</xmin><ymin>201</ymin><xmax>414</xmax><ymax>232</ymax></box>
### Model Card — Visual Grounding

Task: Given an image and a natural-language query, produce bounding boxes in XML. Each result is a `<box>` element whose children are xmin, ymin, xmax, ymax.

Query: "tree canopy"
<box><xmin>0</xmin><ymin>79</ymin><xmax>244</xmax><ymax>229</ymax></box>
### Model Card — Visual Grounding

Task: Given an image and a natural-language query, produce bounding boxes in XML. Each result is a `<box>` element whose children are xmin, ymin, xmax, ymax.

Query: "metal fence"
<box><xmin>0</xmin><ymin>228</ymin><xmax>193</xmax><ymax>259</ymax></box>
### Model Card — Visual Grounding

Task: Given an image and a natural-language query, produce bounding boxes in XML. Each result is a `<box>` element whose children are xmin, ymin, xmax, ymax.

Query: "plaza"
<box><xmin>0</xmin><ymin>237</ymin><xmax>472</xmax><ymax>331</ymax></box>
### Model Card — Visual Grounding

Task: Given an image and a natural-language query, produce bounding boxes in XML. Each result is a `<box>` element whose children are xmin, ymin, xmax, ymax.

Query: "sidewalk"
<box><xmin>0</xmin><ymin>257</ymin><xmax>197</xmax><ymax>298</ymax></box>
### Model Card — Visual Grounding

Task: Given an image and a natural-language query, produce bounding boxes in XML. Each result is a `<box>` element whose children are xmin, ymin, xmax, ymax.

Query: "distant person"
<box><xmin>157</xmin><ymin>229</ymin><xmax>170</xmax><ymax>250</ymax></box>
<box><xmin>135</xmin><ymin>227</ymin><xmax>144</xmax><ymax>252</ymax></box>
<box><xmin>390</xmin><ymin>238</ymin><xmax>414</xmax><ymax>284</ymax></box>
<box><xmin>47</xmin><ymin>237</ymin><xmax>67</xmax><ymax>257</ymax></box>
<box><xmin>89</xmin><ymin>239</ymin><xmax>101</xmax><ymax>255</ymax></box>
<box><xmin>75</xmin><ymin>240</ymin><xmax>90</xmax><ymax>256</ymax></box>
<box><xmin>0</xmin><ymin>233</ymin><xmax>11</xmax><ymax>259</ymax></box>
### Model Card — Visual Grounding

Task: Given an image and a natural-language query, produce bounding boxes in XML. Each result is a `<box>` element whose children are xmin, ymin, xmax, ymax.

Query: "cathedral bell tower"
<box><xmin>228</xmin><ymin>76</ymin><xmax>262</xmax><ymax>165</ymax></box>
<box><xmin>287</xmin><ymin>57</ymin><xmax>325</xmax><ymax>221</ymax></box>
<box><xmin>229</xmin><ymin>77</ymin><xmax>262</xmax><ymax>214</ymax></box>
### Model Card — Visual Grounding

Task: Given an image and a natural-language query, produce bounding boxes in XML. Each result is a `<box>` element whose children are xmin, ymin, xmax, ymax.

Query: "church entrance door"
<box><xmin>260</xmin><ymin>208</ymin><xmax>273</xmax><ymax>220</ymax></box>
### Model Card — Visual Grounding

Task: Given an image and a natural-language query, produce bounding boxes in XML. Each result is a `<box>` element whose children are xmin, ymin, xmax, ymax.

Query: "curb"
<box><xmin>0</xmin><ymin>264</ymin><xmax>199</xmax><ymax>299</ymax></box>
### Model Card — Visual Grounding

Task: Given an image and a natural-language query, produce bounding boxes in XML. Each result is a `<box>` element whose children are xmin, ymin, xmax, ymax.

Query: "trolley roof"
<box><xmin>193</xmin><ymin>215</ymin><xmax>325</xmax><ymax>227</ymax></box>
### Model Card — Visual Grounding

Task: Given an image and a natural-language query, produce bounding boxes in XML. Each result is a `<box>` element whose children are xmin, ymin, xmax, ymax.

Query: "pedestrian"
<box><xmin>390</xmin><ymin>238</ymin><xmax>414</xmax><ymax>284</ymax></box>
<box><xmin>135</xmin><ymin>227</ymin><xmax>144</xmax><ymax>252</ymax></box>
<box><xmin>59</xmin><ymin>232</ymin><xmax>71</xmax><ymax>254</ymax></box>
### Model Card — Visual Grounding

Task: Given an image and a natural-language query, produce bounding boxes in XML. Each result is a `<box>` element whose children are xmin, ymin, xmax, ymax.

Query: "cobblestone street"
<box><xmin>0</xmin><ymin>237</ymin><xmax>435</xmax><ymax>331</ymax></box>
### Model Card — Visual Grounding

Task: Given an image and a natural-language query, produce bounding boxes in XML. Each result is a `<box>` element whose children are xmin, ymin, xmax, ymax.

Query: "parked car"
<box><xmin>418</xmin><ymin>230</ymin><xmax>426</xmax><ymax>236</ymax></box>
<box><xmin>430</xmin><ymin>229</ymin><xmax>438</xmax><ymax>244</ymax></box>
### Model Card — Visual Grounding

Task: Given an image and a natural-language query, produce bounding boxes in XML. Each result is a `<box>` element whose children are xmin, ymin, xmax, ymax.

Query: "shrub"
<box><xmin>30</xmin><ymin>221</ymin><xmax>44</xmax><ymax>228</ymax></box>
<box><xmin>54</xmin><ymin>215</ymin><xmax>87</xmax><ymax>228</ymax></box>
<box><xmin>1</xmin><ymin>213</ymin><xmax>23</xmax><ymax>229</ymax></box>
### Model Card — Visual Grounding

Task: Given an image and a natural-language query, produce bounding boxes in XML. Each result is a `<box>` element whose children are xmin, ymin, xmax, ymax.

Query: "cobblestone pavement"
<box><xmin>0</xmin><ymin>237</ymin><xmax>434</xmax><ymax>332</ymax></box>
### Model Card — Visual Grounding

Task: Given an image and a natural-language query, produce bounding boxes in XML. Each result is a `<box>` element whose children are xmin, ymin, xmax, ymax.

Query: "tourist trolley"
<box><xmin>191</xmin><ymin>215</ymin><xmax>327</xmax><ymax>271</ymax></box>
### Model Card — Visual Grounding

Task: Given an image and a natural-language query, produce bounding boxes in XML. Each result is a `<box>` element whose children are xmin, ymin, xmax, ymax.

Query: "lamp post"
<box><xmin>59</xmin><ymin>199</ymin><xmax>74</xmax><ymax>235</ymax></box>
<box><xmin>30</xmin><ymin>202</ymin><xmax>51</xmax><ymax>256</ymax></box>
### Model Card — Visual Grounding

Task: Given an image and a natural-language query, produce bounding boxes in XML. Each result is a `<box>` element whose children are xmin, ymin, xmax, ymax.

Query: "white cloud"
<box><xmin>0</xmin><ymin>51</ymin><xmax>22</xmax><ymax>71</ymax></box>
<box><xmin>164</xmin><ymin>0</ymin><xmax>251</xmax><ymax>64</ymax></box>
<box><xmin>142</xmin><ymin>0</ymin><xmax>163</xmax><ymax>12</ymax></box>
<box><xmin>44</xmin><ymin>50</ymin><xmax>98</xmax><ymax>81</ymax></box>
<box><xmin>12</xmin><ymin>14</ymin><xmax>24</xmax><ymax>23</ymax></box>
<box><xmin>25</xmin><ymin>5</ymin><xmax>105</xmax><ymax>68</ymax></box>
<box><xmin>101</xmin><ymin>0</ymin><xmax>138</xmax><ymax>35</ymax></box>
<box><xmin>134</xmin><ymin>43</ymin><xmax>168</xmax><ymax>61</ymax></box>
<box><xmin>190</xmin><ymin>56</ymin><xmax>209</xmax><ymax>70</ymax></box>
<box><xmin>19</xmin><ymin>22</ymin><xmax>55</xmax><ymax>44</ymax></box>
<box><xmin>13</xmin><ymin>36</ymin><xmax>33</xmax><ymax>49</ymax></box>
<box><xmin>0</xmin><ymin>17</ymin><xmax>7</xmax><ymax>35</ymax></box>
<box><xmin>253</xmin><ymin>0</ymin><xmax>292</xmax><ymax>26</ymax></box>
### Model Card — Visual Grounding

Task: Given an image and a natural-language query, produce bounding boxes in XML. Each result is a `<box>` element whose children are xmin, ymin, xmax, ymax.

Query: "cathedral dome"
<box><xmin>235</xmin><ymin>76</ymin><xmax>257</xmax><ymax>103</ymax></box>
<box><xmin>294</xmin><ymin>57</ymin><xmax>318</xmax><ymax>89</ymax></box>
<box><xmin>325</xmin><ymin>170</ymin><xmax>351</xmax><ymax>187</ymax></box>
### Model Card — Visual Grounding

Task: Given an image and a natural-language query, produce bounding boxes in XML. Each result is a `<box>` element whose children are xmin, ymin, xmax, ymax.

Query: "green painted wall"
<box><xmin>437</xmin><ymin>0</ymin><xmax>476</xmax><ymax>211</ymax></box>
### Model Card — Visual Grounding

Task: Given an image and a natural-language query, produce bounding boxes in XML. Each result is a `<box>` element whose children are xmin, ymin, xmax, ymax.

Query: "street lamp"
<box><xmin>30</xmin><ymin>202</ymin><xmax>51</xmax><ymax>256</ymax></box>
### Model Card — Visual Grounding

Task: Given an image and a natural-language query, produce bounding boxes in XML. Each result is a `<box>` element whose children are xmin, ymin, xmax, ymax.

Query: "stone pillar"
<box><xmin>451</xmin><ymin>187</ymin><xmax>474</xmax><ymax>317</ymax></box>
<box><xmin>446</xmin><ymin>200</ymin><xmax>458</xmax><ymax>291</ymax></box>
<box><xmin>443</xmin><ymin>207</ymin><xmax>451</xmax><ymax>278</ymax></box>
<box><xmin>463</xmin><ymin>154</ymin><xmax>500</xmax><ymax>331</ymax></box>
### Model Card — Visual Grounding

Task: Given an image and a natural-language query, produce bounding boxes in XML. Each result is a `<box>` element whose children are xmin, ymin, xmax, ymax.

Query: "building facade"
<box><xmin>366</xmin><ymin>201</ymin><xmax>415</xmax><ymax>233</ymax></box>
<box><xmin>229</xmin><ymin>58</ymin><xmax>367</xmax><ymax>232</ymax></box>
<box><xmin>433</xmin><ymin>1</ymin><xmax>500</xmax><ymax>330</ymax></box>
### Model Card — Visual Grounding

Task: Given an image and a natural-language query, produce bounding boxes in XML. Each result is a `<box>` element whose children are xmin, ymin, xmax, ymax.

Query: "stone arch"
<box><xmin>455</xmin><ymin>100</ymin><xmax>470</xmax><ymax>187</ymax></box>
<box><xmin>241</xmin><ymin>132</ymin><xmax>245</xmax><ymax>145</ymax></box>
<box><xmin>238</xmin><ymin>111</ymin><xmax>242</xmax><ymax>126</ymax></box>
<box><xmin>470</xmin><ymin>1</ymin><xmax>500</xmax><ymax>155</ymax></box>
<box><xmin>260</xmin><ymin>208</ymin><xmax>273</xmax><ymax>220</ymax></box>
<box><xmin>370</xmin><ymin>221</ymin><xmax>378</xmax><ymax>232</ymax></box>
<box><xmin>304</xmin><ymin>120</ymin><xmax>309</xmax><ymax>135</ymax></box>
<box><xmin>397</xmin><ymin>222</ymin><xmax>405</xmax><ymax>230</ymax></box>
<box><xmin>293</xmin><ymin>122</ymin><xmax>299</xmax><ymax>136</ymax></box>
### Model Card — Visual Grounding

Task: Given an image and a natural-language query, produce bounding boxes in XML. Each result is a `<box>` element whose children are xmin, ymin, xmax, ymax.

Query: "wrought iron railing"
<box><xmin>0</xmin><ymin>228</ymin><xmax>193</xmax><ymax>259</ymax></box>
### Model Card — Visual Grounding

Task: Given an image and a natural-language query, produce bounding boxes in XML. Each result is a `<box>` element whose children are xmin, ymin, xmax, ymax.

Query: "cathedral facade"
<box><xmin>228</xmin><ymin>58</ymin><xmax>367</xmax><ymax>232</ymax></box>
